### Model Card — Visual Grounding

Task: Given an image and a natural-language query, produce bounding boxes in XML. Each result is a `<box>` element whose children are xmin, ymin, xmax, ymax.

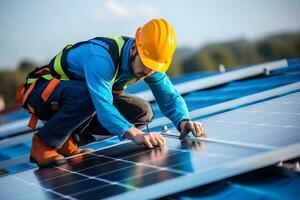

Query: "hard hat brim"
<box><xmin>135</xmin><ymin>28</ymin><xmax>171</xmax><ymax>73</ymax></box>
<box><xmin>139</xmin><ymin>52</ymin><xmax>171</xmax><ymax>73</ymax></box>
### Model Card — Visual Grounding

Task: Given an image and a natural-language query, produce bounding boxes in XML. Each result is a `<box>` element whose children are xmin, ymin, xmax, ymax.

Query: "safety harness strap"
<box><xmin>22</xmin><ymin>80</ymin><xmax>38</xmax><ymax>106</ymax></box>
<box><xmin>27</xmin><ymin>104</ymin><xmax>38</xmax><ymax>129</ymax></box>
<box><xmin>41</xmin><ymin>78</ymin><xmax>61</xmax><ymax>102</ymax></box>
<box><xmin>17</xmin><ymin>66</ymin><xmax>61</xmax><ymax>129</ymax></box>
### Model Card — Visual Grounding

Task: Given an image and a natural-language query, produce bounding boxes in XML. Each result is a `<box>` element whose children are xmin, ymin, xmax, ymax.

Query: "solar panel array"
<box><xmin>196</xmin><ymin>91</ymin><xmax>300</xmax><ymax>149</ymax></box>
<box><xmin>0</xmin><ymin>92</ymin><xmax>299</xmax><ymax>199</ymax></box>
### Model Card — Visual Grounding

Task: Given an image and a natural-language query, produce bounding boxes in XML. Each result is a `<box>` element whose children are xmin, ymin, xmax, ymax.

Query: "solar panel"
<box><xmin>0</xmin><ymin>137</ymin><xmax>266</xmax><ymax>200</ymax></box>
<box><xmin>192</xmin><ymin>91</ymin><xmax>300</xmax><ymax>148</ymax></box>
<box><xmin>0</xmin><ymin>92</ymin><xmax>299</xmax><ymax>199</ymax></box>
<box><xmin>149</xmin><ymin>81</ymin><xmax>300</xmax><ymax>130</ymax></box>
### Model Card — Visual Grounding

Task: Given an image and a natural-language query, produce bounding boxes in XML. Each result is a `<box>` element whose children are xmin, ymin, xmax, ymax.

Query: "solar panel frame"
<box><xmin>1</xmin><ymin>89</ymin><xmax>300</xmax><ymax>199</ymax></box>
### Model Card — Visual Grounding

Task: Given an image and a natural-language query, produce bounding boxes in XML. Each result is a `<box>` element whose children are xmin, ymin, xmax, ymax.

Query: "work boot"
<box><xmin>30</xmin><ymin>134</ymin><xmax>66</xmax><ymax>168</ymax></box>
<box><xmin>58</xmin><ymin>136</ymin><xmax>93</xmax><ymax>157</ymax></box>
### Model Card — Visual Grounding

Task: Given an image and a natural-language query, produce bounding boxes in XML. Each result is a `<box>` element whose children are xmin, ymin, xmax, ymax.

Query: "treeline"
<box><xmin>0</xmin><ymin>32</ymin><xmax>300</xmax><ymax>111</ymax></box>
<box><xmin>0</xmin><ymin>61</ymin><xmax>37</xmax><ymax>111</ymax></box>
<box><xmin>167</xmin><ymin>32</ymin><xmax>300</xmax><ymax>76</ymax></box>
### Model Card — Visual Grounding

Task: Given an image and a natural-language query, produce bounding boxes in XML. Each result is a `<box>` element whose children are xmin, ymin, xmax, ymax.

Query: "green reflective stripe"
<box><xmin>106</xmin><ymin>36</ymin><xmax>125</xmax><ymax>55</ymax></box>
<box><xmin>65</xmin><ymin>45</ymin><xmax>73</xmax><ymax>50</ymax></box>
<box><xmin>42</xmin><ymin>74</ymin><xmax>53</xmax><ymax>80</ymax></box>
<box><xmin>111</xmin><ymin>66</ymin><xmax>119</xmax><ymax>84</ymax></box>
<box><xmin>54</xmin><ymin>44</ymin><xmax>72</xmax><ymax>80</ymax></box>
<box><xmin>26</xmin><ymin>74</ymin><xmax>53</xmax><ymax>84</ymax></box>
<box><xmin>107</xmin><ymin>36</ymin><xmax>125</xmax><ymax>84</ymax></box>
<box><xmin>27</xmin><ymin>74</ymin><xmax>53</xmax><ymax>84</ymax></box>
<box><xmin>123</xmin><ymin>77</ymin><xmax>137</xmax><ymax>90</ymax></box>
<box><xmin>27</xmin><ymin>78</ymin><xmax>37</xmax><ymax>84</ymax></box>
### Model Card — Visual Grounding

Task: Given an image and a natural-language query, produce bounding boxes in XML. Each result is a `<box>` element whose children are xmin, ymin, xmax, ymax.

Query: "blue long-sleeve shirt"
<box><xmin>66</xmin><ymin>37</ymin><xmax>190</xmax><ymax>140</ymax></box>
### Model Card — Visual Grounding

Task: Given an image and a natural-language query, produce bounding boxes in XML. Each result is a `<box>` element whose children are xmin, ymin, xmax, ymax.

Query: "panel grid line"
<box><xmin>12</xmin><ymin>174</ymin><xmax>74</xmax><ymax>200</ymax></box>
<box><xmin>94</xmin><ymin>154</ymin><xmax>189</xmax><ymax>175</ymax></box>
<box><xmin>201</xmin><ymin>92</ymin><xmax>300</xmax><ymax>121</ymax></box>
<box><xmin>204</xmin><ymin>119</ymin><xmax>300</xmax><ymax>129</ymax></box>
<box><xmin>55</xmin><ymin>166</ymin><xmax>138</xmax><ymax>190</ymax></box>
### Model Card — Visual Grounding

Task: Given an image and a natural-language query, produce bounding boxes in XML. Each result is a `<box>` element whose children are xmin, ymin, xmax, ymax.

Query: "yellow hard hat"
<box><xmin>135</xmin><ymin>18</ymin><xmax>176</xmax><ymax>73</ymax></box>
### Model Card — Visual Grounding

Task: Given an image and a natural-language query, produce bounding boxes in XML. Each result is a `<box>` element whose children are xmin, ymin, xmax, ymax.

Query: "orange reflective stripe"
<box><xmin>22</xmin><ymin>80</ymin><xmax>37</xmax><ymax>105</ymax></box>
<box><xmin>15</xmin><ymin>84</ymin><xmax>25</xmax><ymax>105</ymax></box>
<box><xmin>112</xmin><ymin>90</ymin><xmax>124</xmax><ymax>95</ymax></box>
<box><xmin>35</xmin><ymin>67</ymin><xmax>50</xmax><ymax>75</ymax></box>
<box><xmin>27</xmin><ymin>105</ymin><xmax>38</xmax><ymax>129</ymax></box>
<box><xmin>41</xmin><ymin>78</ymin><xmax>61</xmax><ymax>102</ymax></box>
<box><xmin>28</xmin><ymin>114</ymin><xmax>38</xmax><ymax>129</ymax></box>
<box><xmin>27</xmin><ymin>104</ymin><xmax>35</xmax><ymax>113</ymax></box>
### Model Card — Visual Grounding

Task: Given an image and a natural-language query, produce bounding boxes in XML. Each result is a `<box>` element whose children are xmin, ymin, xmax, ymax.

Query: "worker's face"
<box><xmin>130</xmin><ymin>44</ymin><xmax>154</xmax><ymax>80</ymax></box>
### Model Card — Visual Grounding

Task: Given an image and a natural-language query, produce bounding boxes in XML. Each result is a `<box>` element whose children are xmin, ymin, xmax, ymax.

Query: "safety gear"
<box><xmin>58</xmin><ymin>136</ymin><xmax>93</xmax><ymax>157</ymax></box>
<box><xmin>15</xmin><ymin>36</ymin><xmax>131</xmax><ymax>129</ymax></box>
<box><xmin>49</xmin><ymin>36</ymin><xmax>130</xmax><ymax>83</ymax></box>
<box><xmin>16</xmin><ymin>73</ymin><xmax>61</xmax><ymax>129</ymax></box>
<box><xmin>135</xmin><ymin>18</ymin><xmax>176</xmax><ymax>73</ymax></box>
<box><xmin>29</xmin><ymin>134</ymin><xmax>66</xmax><ymax>167</ymax></box>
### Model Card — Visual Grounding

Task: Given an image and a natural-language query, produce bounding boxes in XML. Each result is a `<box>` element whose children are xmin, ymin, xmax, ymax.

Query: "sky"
<box><xmin>0</xmin><ymin>0</ymin><xmax>300</xmax><ymax>69</ymax></box>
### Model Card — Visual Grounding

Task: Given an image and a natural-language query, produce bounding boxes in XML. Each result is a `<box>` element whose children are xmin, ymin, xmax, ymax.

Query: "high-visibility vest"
<box><xmin>16</xmin><ymin>36</ymin><xmax>133</xmax><ymax>129</ymax></box>
<box><xmin>27</xmin><ymin>36</ymin><xmax>131</xmax><ymax>85</ymax></box>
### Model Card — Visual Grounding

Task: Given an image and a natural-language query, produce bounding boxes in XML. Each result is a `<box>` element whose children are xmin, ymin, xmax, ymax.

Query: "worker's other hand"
<box><xmin>179</xmin><ymin>120</ymin><xmax>206</xmax><ymax>140</ymax></box>
<box><xmin>124</xmin><ymin>127</ymin><xmax>165</xmax><ymax>148</ymax></box>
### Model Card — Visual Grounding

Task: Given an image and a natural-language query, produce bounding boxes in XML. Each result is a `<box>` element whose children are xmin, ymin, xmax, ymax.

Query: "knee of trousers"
<box><xmin>137</xmin><ymin>100</ymin><xmax>154</xmax><ymax>124</ymax></box>
<box><xmin>114</xmin><ymin>94</ymin><xmax>154</xmax><ymax>125</ymax></box>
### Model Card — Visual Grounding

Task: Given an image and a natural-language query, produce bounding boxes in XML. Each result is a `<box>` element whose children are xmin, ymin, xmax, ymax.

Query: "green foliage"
<box><xmin>181</xmin><ymin>46</ymin><xmax>237</xmax><ymax>73</ymax></box>
<box><xmin>167</xmin><ymin>48</ymin><xmax>193</xmax><ymax>77</ymax></box>
<box><xmin>257</xmin><ymin>33</ymin><xmax>300</xmax><ymax>60</ymax></box>
<box><xmin>174</xmin><ymin>31</ymin><xmax>300</xmax><ymax>76</ymax></box>
<box><xmin>0</xmin><ymin>70</ymin><xmax>25</xmax><ymax>106</ymax></box>
<box><xmin>0</xmin><ymin>59</ymin><xmax>36</xmax><ymax>109</ymax></box>
<box><xmin>18</xmin><ymin>60</ymin><xmax>36</xmax><ymax>74</ymax></box>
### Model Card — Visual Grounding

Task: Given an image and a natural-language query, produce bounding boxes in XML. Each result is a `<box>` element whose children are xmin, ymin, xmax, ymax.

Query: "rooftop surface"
<box><xmin>0</xmin><ymin>58</ymin><xmax>300</xmax><ymax>199</ymax></box>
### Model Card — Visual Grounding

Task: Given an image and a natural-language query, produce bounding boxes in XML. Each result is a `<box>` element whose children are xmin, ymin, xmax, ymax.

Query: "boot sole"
<box><xmin>29</xmin><ymin>156</ymin><xmax>67</xmax><ymax>168</ymax></box>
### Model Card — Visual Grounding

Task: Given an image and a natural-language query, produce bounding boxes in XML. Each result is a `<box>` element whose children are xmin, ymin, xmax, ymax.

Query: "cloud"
<box><xmin>136</xmin><ymin>4</ymin><xmax>159</xmax><ymax>17</ymax></box>
<box><xmin>92</xmin><ymin>1</ymin><xmax>159</xmax><ymax>21</ymax></box>
<box><xmin>106</xmin><ymin>1</ymin><xmax>130</xmax><ymax>17</ymax></box>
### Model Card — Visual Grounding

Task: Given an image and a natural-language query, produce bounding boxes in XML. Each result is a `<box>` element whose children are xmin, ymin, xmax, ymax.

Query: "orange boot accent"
<box><xmin>58</xmin><ymin>136</ymin><xmax>93</xmax><ymax>157</ymax></box>
<box><xmin>30</xmin><ymin>134</ymin><xmax>66</xmax><ymax>167</ymax></box>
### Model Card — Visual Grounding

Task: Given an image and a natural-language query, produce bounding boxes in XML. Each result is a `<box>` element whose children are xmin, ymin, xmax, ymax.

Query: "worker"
<box><xmin>16</xmin><ymin>18</ymin><xmax>206</xmax><ymax>168</ymax></box>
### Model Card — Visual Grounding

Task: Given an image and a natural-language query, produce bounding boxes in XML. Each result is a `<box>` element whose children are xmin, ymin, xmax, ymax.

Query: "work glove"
<box><xmin>179</xmin><ymin>120</ymin><xmax>206</xmax><ymax>140</ymax></box>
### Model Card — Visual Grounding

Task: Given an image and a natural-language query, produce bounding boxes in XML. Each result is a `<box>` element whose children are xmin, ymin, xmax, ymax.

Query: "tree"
<box><xmin>18</xmin><ymin>60</ymin><xmax>37</xmax><ymax>74</ymax></box>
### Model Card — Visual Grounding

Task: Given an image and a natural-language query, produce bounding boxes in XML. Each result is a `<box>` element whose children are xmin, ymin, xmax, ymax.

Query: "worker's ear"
<box><xmin>130</xmin><ymin>43</ymin><xmax>137</xmax><ymax>56</ymax></box>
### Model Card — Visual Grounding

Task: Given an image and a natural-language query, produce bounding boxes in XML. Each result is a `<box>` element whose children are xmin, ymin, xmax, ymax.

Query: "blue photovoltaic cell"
<box><xmin>0</xmin><ymin>92</ymin><xmax>299</xmax><ymax>199</ymax></box>
<box><xmin>199</xmin><ymin>92</ymin><xmax>300</xmax><ymax>148</ymax></box>
<box><xmin>0</xmin><ymin>137</ymin><xmax>266</xmax><ymax>200</ymax></box>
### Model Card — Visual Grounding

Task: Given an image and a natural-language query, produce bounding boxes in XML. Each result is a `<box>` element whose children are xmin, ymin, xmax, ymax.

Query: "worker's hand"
<box><xmin>179</xmin><ymin>120</ymin><xmax>206</xmax><ymax>140</ymax></box>
<box><xmin>124</xmin><ymin>127</ymin><xmax>165</xmax><ymax>148</ymax></box>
